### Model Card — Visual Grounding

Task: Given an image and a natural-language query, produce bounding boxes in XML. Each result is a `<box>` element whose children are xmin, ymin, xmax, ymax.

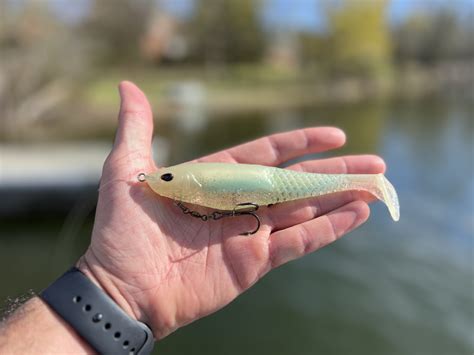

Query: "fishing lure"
<box><xmin>139</xmin><ymin>162</ymin><xmax>399</xmax><ymax>235</ymax></box>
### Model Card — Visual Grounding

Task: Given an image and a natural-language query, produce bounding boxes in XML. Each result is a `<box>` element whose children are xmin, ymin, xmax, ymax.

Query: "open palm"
<box><xmin>78</xmin><ymin>82</ymin><xmax>386</xmax><ymax>339</ymax></box>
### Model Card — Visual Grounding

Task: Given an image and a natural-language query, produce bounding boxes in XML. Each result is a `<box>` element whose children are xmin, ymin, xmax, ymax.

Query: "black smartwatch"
<box><xmin>40</xmin><ymin>267</ymin><xmax>154</xmax><ymax>355</ymax></box>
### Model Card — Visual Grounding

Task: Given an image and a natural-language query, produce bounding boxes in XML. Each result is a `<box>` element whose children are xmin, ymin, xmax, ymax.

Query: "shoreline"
<box><xmin>2</xmin><ymin>63</ymin><xmax>472</xmax><ymax>142</ymax></box>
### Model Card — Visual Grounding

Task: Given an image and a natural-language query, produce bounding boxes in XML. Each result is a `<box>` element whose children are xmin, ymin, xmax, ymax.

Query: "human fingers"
<box><xmin>288</xmin><ymin>155</ymin><xmax>386</xmax><ymax>174</ymax></box>
<box><xmin>269</xmin><ymin>201</ymin><xmax>369</xmax><ymax>268</ymax></box>
<box><xmin>197</xmin><ymin>127</ymin><xmax>346</xmax><ymax>166</ymax></box>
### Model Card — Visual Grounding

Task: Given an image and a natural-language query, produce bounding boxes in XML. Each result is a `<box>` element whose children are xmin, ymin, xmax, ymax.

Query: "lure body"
<box><xmin>145</xmin><ymin>162</ymin><xmax>399</xmax><ymax>221</ymax></box>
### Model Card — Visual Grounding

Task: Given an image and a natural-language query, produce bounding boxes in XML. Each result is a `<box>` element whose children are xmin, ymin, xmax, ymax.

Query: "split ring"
<box><xmin>137</xmin><ymin>173</ymin><xmax>146</xmax><ymax>182</ymax></box>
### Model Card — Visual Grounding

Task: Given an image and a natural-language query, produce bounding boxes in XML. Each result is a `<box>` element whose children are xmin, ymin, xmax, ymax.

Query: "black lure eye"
<box><xmin>160</xmin><ymin>173</ymin><xmax>174</xmax><ymax>182</ymax></box>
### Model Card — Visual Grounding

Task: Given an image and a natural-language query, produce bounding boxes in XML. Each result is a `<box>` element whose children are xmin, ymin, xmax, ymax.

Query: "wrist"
<box><xmin>76</xmin><ymin>254</ymin><xmax>143</xmax><ymax>325</ymax></box>
<box><xmin>76</xmin><ymin>250</ymin><xmax>176</xmax><ymax>340</ymax></box>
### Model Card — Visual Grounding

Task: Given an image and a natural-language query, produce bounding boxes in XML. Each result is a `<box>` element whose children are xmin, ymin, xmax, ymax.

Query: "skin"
<box><xmin>0</xmin><ymin>81</ymin><xmax>386</xmax><ymax>353</ymax></box>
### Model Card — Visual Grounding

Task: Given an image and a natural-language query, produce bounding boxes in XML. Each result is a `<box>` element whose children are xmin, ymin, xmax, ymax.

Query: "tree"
<box><xmin>187</xmin><ymin>0</ymin><xmax>265</xmax><ymax>64</ymax></box>
<box><xmin>324</xmin><ymin>0</ymin><xmax>391</xmax><ymax>78</ymax></box>
<box><xmin>392</xmin><ymin>9</ymin><xmax>474</xmax><ymax>64</ymax></box>
<box><xmin>0</xmin><ymin>1</ymin><xmax>87</xmax><ymax>140</ymax></box>
<box><xmin>80</xmin><ymin>0</ymin><xmax>154</xmax><ymax>65</ymax></box>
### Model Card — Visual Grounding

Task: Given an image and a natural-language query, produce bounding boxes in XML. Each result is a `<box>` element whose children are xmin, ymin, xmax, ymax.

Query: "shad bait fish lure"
<box><xmin>138</xmin><ymin>162</ymin><xmax>399</xmax><ymax>235</ymax></box>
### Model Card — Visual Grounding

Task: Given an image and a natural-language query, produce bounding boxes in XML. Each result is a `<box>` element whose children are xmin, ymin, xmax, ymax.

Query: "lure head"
<box><xmin>144</xmin><ymin>164</ymin><xmax>196</xmax><ymax>201</ymax></box>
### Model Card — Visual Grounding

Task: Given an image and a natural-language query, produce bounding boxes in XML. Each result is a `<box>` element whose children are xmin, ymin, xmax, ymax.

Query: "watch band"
<box><xmin>40</xmin><ymin>267</ymin><xmax>154</xmax><ymax>355</ymax></box>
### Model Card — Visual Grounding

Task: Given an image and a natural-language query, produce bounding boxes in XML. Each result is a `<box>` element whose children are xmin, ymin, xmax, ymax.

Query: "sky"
<box><xmin>15</xmin><ymin>0</ymin><xmax>474</xmax><ymax>30</ymax></box>
<box><xmin>162</xmin><ymin>0</ymin><xmax>473</xmax><ymax>30</ymax></box>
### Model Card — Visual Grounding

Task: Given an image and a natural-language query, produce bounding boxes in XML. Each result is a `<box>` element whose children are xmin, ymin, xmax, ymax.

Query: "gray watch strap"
<box><xmin>40</xmin><ymin>267</ymin><xmax>154</xmax><ymax>355</ymax></box>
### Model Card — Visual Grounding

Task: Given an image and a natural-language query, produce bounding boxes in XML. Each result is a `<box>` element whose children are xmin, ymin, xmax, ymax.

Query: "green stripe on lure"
<box><xmin>140</xmin><ymin>162</ymin><xmax>399</xmax><ymax>232</ymax></box>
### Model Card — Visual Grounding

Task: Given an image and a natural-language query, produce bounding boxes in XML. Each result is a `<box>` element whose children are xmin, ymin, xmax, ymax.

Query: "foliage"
<box><xmin>0</xmin><ymin>1</ymin><xmax>88</xmax><ymax>140</ymax></box>
<box><xmin>392</xmin><ymin>9</ymin><xmax>474</xmax><ymax>64</ymax></box>
<box><xmin>1</xmin><ymin>0</ymin><xmax>473</xmax><ymax>142</ymax></box>
<box><xmin>323</xmin><ymin>0</ymin><xmax>392</xmax><ymax>78</ymax></box>
<box><xmin>187</xmin><ymin>0</ymin><xmax>265</xmax><ymax>64</ymax></box>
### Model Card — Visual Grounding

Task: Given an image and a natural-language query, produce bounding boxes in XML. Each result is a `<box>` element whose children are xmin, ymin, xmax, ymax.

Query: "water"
<box><xmin>1</xmin><ymin>98</ymin><xmax>472</xmax><ymax>354</ymax></box>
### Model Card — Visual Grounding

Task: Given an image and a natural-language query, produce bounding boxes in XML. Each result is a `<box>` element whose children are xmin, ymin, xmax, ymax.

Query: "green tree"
<box><xmin>393</xmin><ymin>9</ymin><xmax>473</xmax><ymax>64</ymax></box>
<box><xmin>188</xmin><ymin>0</ymin><xmax>265</xmax><ymax>64</ymax></box>
<box><xmin>324</xmin><ymin>0</ymin><xmax>391</xmax><ymax>78</ymax></box>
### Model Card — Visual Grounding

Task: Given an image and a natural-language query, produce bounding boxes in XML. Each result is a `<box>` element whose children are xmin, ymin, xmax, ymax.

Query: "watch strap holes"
<box><xmin>92</xmin><ymin>313</ymin><xmax>103</xmax><ymax>323</ymax></box>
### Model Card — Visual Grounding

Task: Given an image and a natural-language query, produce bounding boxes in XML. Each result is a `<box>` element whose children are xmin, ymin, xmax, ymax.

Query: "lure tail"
<box><xmin>342</xmin><ymin>174</ymin><xmax>400</xmax><ymax>221</ymax></box>
<box><xmin>273</xmin><ymin>168</ymin><xmax>400</xmax><ymax>221</ymax></box>
<box><xmin>378</xmin><ymin>174</ymin><xmax>400</xmax><ymax>221</ymax></box>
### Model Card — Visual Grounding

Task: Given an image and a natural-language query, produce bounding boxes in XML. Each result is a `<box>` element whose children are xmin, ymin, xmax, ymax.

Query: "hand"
<box><xmin>78</xmin><ymin>81</ymin><xmax>386</xmax><ymax>340</ymax></box>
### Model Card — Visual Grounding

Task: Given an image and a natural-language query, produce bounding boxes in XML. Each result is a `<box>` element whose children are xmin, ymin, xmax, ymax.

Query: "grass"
<box><xmin>8</xmin><ymin>63</ymin><xmax>454</xmax><ymax>142</ymax></box>
<box><xmin>80</xmin><ymin>64</ymin><xmax>389</xmax><ymax>119</ymax></box>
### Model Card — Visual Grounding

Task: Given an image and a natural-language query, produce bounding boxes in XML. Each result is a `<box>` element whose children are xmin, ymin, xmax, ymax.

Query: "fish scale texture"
<box><xmin>270</xmin><ymin>168</ymin><xmax>345</xmax><ymax>202</ymax></box>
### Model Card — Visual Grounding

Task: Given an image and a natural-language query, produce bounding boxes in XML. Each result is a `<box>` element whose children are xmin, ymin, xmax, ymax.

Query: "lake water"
<box><xmin>1</xmin><ymin>97</ymin><xmax>472</xmax><ymax>354</ymax></box>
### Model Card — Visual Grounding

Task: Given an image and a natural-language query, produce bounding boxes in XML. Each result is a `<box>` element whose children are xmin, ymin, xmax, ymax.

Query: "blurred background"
<box><xmin>0</xmin><ymin>0</ymin><xmax>473</xmax><ymax>354</ymax></box>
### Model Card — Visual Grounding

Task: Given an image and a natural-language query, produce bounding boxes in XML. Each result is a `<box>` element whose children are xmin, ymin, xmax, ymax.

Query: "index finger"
<box><xmin>196</xmin><ymin>127</ymin><xmax>346</xmax><ymax>166</ymax></box>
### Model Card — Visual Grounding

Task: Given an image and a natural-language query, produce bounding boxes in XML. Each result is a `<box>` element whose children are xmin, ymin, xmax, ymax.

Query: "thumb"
<box><xmin>111</xmin><ymin>81</ymin><xmax>154</xmax><ymax>168</ymax></box>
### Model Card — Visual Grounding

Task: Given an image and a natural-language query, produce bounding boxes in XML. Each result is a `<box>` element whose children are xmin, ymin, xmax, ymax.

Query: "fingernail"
<box><xmin>373</xmin><ymin>156</ymin><xmax>386</xmax><ymax>172</ymax></box>
<box><xmin>329</xmin><ymin>128</ymin><xmax>346</xmax><ymax>141</ymax></box>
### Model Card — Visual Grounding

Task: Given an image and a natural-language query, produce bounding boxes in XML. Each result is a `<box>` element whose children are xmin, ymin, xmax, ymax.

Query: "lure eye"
<box><xmin>160</xmin><ymin>173</ymin><xmax>174</xmax><ymax>182</ymax></box>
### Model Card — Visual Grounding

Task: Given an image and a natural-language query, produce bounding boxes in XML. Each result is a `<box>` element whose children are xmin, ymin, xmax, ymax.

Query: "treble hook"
<box><xmin>232</xmin><ymin>202</ymin><xmax>261</xmax><ymax>236</ymax></box>
<box><xmin>175</xmin><ymin>201</ymin><xmax>261</xmax><ymax>236</ymax></box>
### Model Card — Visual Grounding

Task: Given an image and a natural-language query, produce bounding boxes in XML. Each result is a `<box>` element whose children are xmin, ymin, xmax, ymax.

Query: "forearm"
<box><xmin>0</xmin><ymin>297</ymin><xmax>93</xmax><ymax>354</ymax></box>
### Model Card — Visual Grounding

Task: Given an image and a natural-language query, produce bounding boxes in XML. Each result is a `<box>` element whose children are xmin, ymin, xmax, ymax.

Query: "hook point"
<box><xmin>238</xmin><ymin>211</ymin><xmax>261</xmax><ymax>236</ymax></box>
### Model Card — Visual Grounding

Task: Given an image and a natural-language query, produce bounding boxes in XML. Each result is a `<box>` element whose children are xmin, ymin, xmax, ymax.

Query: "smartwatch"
<box><xmin>40</xmin><ymin>267</ymin><xmax>154</xmax><ymax>355</ymax></box>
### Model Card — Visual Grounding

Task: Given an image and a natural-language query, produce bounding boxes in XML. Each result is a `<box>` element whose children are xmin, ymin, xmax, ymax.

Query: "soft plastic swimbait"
<box><xmin>140</xmin><ymin>162</ymin><xmax>399</xmax><ymax>233</ymax></box>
